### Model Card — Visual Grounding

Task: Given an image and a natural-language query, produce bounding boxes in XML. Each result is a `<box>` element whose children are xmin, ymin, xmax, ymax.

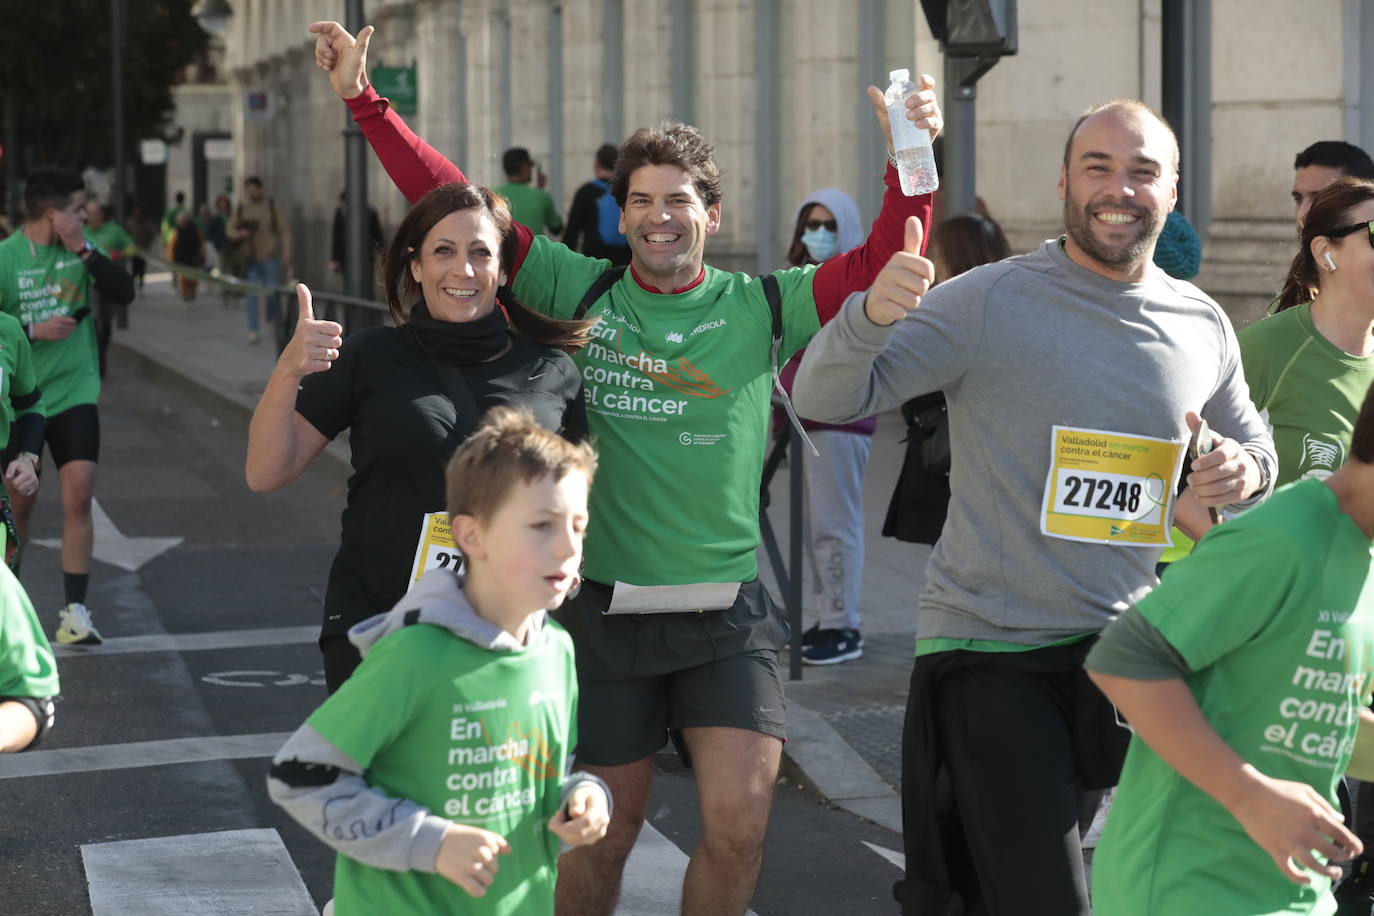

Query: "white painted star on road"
<box><xmin>33</xmin><ymin>498</ymin><xmax>182</xmax><ymax>572</ymax></box>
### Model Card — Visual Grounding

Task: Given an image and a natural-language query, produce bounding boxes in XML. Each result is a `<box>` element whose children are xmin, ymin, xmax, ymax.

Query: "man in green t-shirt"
<box><xmin>495</xmin><ymin>148</ymin><xmax>562</xmax><ymax>237</ymax></box>
<box><xmin>0</xmin><ymin>168</ymin><xmax>135</xmax><ymax>646</ymax></box>
<box><xmin>84</xmin><ymin>201</ymin><xmax>136</xmax><ymax>378</ymax></box>
<box><xmin>1087</xmin><ymin>380</ymin><xmax>1374</xmax><ymax>915</ymax></box>
<box><xmin>270</xmin><ymin>412</ymin><xmax>609</xmax><ymax>916</ymax></box>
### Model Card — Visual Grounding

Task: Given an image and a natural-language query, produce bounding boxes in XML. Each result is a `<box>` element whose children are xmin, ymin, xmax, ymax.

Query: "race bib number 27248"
<box><xmin>1039</xmin><ymin>426</ymin><xmax>1185</xmax><ymax>547</ymax></box>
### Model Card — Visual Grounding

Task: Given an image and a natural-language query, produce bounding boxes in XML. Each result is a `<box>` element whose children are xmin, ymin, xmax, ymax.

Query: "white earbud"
<box><xmin>1324</xmin><ymin>251</ymin><xmax>1338</xmax><ymax>272</ymax></box>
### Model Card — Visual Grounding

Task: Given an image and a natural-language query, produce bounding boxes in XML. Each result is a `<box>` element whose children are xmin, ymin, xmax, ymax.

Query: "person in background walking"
<box><xmin>229</xmin><ymin>177</ymin><xmax>292</xmax><ymax>344</ymax></box>
<box><xmin>125</xmin><ymin>202</ymin><xmax>155</xmax><ymax>291</ymax></box>
<box><xmin>562</xmin><ymin>144</ymin><xmax>631</xmax><ymax>266</ymax></box>
<box><xmin>84</xmin><ymin>202</ymin><xmax>135</xmax><ymax>377</ymax></box>
<box><xmin>168</xmin><ymin>210</ymin><xmax>206</xmax><ymax>302</ymax></box>
<box><xmin>496</xmin><ymin>148</ymin><xmax>562</xmax><ymax>238</ymax></box>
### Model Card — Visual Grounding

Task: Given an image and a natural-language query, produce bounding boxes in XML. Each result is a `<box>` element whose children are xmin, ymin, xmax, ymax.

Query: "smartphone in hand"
<box><xmin>1188</xmin><ymin>418</ymin><xmax>1221</xmax><ymax>525</ymax></box>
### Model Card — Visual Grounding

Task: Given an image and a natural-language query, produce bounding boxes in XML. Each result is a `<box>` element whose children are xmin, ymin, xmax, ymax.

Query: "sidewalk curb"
<box><xmin>781</xmin><ymin>701</ymin><xmax>902</xmax><ymax>835</ymax></box>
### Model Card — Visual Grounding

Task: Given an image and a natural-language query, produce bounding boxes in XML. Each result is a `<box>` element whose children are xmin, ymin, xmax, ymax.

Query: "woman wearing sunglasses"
<box><xmin>1240</xmin><ymin>177</ymin><xmax>1374</xmax><ymax>490</ymax></box>
<box><xmin>773</xmin><ymin>189</ymin><xmax>874</xmax><ymax>665</ymax></box>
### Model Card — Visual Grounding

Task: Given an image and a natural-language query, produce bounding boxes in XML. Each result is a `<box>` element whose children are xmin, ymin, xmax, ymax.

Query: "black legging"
<box><xmin>319</xmin><ymin>633</ymin><xmax>363</xmax><ymax>694</ymax></box>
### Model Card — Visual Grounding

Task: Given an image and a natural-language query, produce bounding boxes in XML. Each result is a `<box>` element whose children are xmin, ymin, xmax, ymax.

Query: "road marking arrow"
<box><xmin>862</xmin><ymin>840</ymin><xmax>906</xmax><ymax>871</ymax></box>
<box><xmin>33</xmin><ymin>498</ymin><xmax>182</xmax><ymax>572</ymax></box>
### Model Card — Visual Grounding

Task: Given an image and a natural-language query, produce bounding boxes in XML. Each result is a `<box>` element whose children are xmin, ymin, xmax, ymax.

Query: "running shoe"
<box><xmin>800</xmin><ymin>623</ymin><xmax>821</xmax><ymax>649</ymax></box>
<box><xmin>55</xmin><ymin>602</ymin><xmax>103</xmax><ymax>646</ymax></box>
<box><xmin>803</xmin><ymin>628</ymin><xmax>863</xmax><ymax>665</ymax></box>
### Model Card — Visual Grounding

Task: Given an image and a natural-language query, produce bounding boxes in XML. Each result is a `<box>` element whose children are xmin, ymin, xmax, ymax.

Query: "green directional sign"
<box><xmin>372</xmin><ymin>65</ymin><xmax>418</xmax><ymax>114</ymax></box>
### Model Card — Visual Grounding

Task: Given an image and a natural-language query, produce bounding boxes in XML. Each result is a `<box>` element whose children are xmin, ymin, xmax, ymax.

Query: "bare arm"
<box><xmin>1088</xmin><ymin>670</ymin><xmax>1360</xmax><ymax>884</ymax></box>
<box><xmin>245</xmin><ymin>285</ymin><xmax>340</xmax><ymax>491</ymax></box>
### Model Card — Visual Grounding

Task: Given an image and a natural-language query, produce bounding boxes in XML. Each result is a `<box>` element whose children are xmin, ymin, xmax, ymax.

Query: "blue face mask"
<box><xmin>801</xmin><ymin>226</ymin><xmax>838</xmax><ymax>262</ymax></box>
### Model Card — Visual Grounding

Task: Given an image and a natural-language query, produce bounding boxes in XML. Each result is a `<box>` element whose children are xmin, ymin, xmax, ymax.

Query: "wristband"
<box><xmin>78</xmin><ymin>240</ymin><xmax>94</xmax><ymax>261</ymax></box>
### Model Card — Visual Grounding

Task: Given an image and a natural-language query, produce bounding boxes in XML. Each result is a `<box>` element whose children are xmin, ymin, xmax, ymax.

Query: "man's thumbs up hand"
<box><xmin>278</xmin><ymin>283</ymin><xmax>344</xmax><ymax>378</ymax></box>
<box><xmin>863</xmin><ymin>216</ymin><xmax>934</xmax><ymax>327</ymax></box>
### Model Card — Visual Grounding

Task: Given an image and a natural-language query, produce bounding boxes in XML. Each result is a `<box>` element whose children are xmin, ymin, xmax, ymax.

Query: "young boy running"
<box><xmin>269</xmin><ymin>408</ymin><xmax>610</xmax><ymax>915</ymax></box>
<box><xmin>1087</xmin><ymin>381</ymin><xmax>1374</xmax><ymax>915</ymax></box>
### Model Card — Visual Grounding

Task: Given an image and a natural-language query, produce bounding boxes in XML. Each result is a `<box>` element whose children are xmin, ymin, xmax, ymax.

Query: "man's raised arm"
<box><xmin>311</xmin><ymin>21</ymin><xmax>464</xmax><ymax>203</ymax></box>
<box><xmin>810</xmin><ymin>74</ymin><xmax>941</xmax><ymax>324</ymax></box>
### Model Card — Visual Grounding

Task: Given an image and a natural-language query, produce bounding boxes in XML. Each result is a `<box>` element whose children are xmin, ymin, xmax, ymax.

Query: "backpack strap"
<box><xmin>760</xmin><ymin>272</ymin><xmax>818</xmax><ymax>457</ymax></box>
<box><xmin>573</xmin><ymin>265</ymin><xmax>627</xmax><ymax>320</ymax></box>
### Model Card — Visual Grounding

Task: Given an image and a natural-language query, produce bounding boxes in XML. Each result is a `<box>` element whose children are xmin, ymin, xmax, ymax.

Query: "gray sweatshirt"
<box><xmin>793</xmin><ymin>240</ymin><xmax>1275</xmax><ymax>645</ymax></box>
<box><xmin>266</xmin><ymin>570</ymin><xmax>611</xmax><ymax>874</ymax></box>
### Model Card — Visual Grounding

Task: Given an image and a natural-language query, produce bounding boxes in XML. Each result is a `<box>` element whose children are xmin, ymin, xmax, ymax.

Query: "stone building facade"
<box><xmin>215</xmin><ymin>0</ymin><xmax>1374</xmax><ymax>324</ymax></box>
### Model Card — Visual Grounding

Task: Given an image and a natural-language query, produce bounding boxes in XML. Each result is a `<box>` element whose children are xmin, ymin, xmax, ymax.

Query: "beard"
<box><xmin>1062</xmin><ymin>183</ymin><xmax>1165</xmax><ymax>271</ymax></box>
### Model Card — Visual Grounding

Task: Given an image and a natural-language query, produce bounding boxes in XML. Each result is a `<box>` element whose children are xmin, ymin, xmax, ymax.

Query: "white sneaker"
<box><xmin>247</xmin><ymin>331</ymin><xmax>261</xmax><ymax>344</ymax></box>
<box><xmin>55</xmin><ymin>602</ymin><xmax>103</xmax><ymax>646</ymax></box>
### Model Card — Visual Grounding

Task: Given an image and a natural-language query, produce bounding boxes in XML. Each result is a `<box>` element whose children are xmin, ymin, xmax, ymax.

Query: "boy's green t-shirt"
<box><xmin>1239</xmin><ymin>302</ymin><xmax>1374</xmax><ymax>485</ymax></box>
<box><xmin>0</xmin><ymin>232</ymin><xmax>101</xmax><ymax>414</ymax></box>
<box><xmin>0</xmin><ymin>561</ymin><xmax>59</xmax><ymax>699</ymax></box>
<box><xmin>1092</xmin><ymin>479</ymin><xmax>1374</xmax><ymax>916</ymax></box>
<box><xmin>512</xmin><ymin>237</ymin><xmax>821</xmax><ymax>586</ymax></box>
<box><xmin>307</xmin><ymin>620</ymin><xmax>578</xmax><ymax>916</ymax></box>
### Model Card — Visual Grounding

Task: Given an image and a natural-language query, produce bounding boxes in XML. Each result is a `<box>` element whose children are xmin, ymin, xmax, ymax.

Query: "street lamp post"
<box><xmin>112</xmin><ymin>0</ymin><xmax>128</xmax><ymax>224</ymax></box>
<box><xmin>344</xmin><ymin>0</ymin><xmax>371</xmax><ymax>302</ymax></box>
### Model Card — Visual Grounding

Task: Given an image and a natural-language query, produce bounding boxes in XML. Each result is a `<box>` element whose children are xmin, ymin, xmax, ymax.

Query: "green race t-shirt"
<box><xmin>86</xmin><ymin>223</ymin><xmax>136</xmax><ymax>262</ymax></box>
<box><xmin>513</xmin><ymin>236</ymin><xmax>821</xmax><ymax>586</ymax></box>
<box><xmin>496</xmin><ymin>183</ymin><xmax>562</xmax><ymax>236</ymax></box>
<box><xmin>308</xmin><ymin>620</ymin><xmax>578</xmax><ymax>916</ymax></box>
<box><xmin>0</xmin><ymin>231</ymin><xmax>101</xmax><ymax>414</ymax></box>
<box><xmin>1239</xmin><ymin>302</ymin><xmax>1374</xmax><ymax>485</ymax></box>
<box><xmin>0</xmin><ymin>562</ymin><xmax>59</xmax><ymax>699</ymax></box>
<box><xmin>1093</xmin><ymin>479</ymin><xmax>1374</xmax><ymax>916</ymax></box>
<box><xmin>0</xmin><ymin>311</ymin><xmax>43</xmax><ymax>451</ymax></box>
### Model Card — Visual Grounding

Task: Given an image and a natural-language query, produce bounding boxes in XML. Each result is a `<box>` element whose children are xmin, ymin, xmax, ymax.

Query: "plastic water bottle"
<box><xmin>884</xmin><ymin>69</ymin><xmax>938</xmax><ymax>197</ymax></box>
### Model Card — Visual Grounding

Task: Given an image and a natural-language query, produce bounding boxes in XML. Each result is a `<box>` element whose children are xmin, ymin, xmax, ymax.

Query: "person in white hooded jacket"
<box><xmin>776</xmin><ymin>188</ymin><xmax>875</xmax><ymax>665</ymax></box>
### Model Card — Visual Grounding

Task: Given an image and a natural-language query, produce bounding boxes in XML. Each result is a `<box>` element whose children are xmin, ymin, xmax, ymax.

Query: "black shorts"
<box><xmin>32</xmin><ymin>404</ymin><xmax>100</xmax><ymax>468</ymax></box>
<box><xmin>553</xmin><ymin>578</ymin><xmax>789</xmax><ymax>767</ymax></box>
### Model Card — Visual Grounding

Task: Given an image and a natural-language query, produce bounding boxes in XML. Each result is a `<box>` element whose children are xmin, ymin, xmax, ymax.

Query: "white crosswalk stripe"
<box><xmin>46</xmin><ymin>734</ymin><xmax>754</xmax><ymax>915</ymax></box>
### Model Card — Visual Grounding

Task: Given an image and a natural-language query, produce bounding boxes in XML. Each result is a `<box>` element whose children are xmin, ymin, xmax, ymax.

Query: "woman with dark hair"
<box><xmin>883</xmin><ymin>212</ymin><xmax>1010</xmax><ymax>545</ymax></box>
<box><xmin>246</xmin><ymin>182</ymin><xmax>596</xmax><ymax>691</ymax></box>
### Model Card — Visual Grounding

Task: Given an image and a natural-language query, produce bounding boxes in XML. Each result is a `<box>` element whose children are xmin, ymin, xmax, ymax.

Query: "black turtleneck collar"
<box><xmin>407</xmin><ymin>300</ymin><xmax>511</xmax><ymax>363</ymax></box>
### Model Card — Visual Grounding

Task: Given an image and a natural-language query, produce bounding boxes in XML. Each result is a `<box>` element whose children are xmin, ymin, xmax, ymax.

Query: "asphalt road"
<box><xmin>0</xmin><ymin>346</ymin><xmax>905</xmax><ymax>915</ymax></box>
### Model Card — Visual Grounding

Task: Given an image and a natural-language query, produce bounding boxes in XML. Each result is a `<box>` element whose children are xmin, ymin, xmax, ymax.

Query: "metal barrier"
<box><xmin>759</xmin><ymin>420</ymin><xmax>806</xmax><ymax>681</ymax></box>
<box><xmin>143</xmin><ymin>253</ymin><xmax>390</xmax><ymax>350</ymax></box>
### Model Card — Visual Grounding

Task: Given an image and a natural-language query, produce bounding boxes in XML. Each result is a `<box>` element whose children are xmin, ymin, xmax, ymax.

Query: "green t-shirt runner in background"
<box><xmin>512</xmin><ymin>235</ymin><xmax>820</xmax><ymax>587</ymax></box>
<box><xmin>85</xmin><ymin>223</ymin><xmax>135</xmax><ymax>262</ymax></box>
<box><xmin>1092</xmin><ymin>479</ymin><xmax>1374</xmax><ymax>916</ymax></box>
<box><xmin>0</xmin><ymin>312</ymin><xmax>44</xmax><ymax>450</ymax></box>
<box><xmin>308</xmin><ymin>621</ymin><xmax>579</xmax><ymax>916</ymax></box>
<box><xmin>0</xmin><ymin>232</ymin><xmax>101</xmax><ymax>415</ymax></box>
<box><xmin>495</xmin><ymin>183</ymin><xmax>563</xmax><ymax>236</ymax></box>
<box><xmin>1239</xmin><ymin>302</ymin><xmax>1374</xmax><ymax>485</ymax></box>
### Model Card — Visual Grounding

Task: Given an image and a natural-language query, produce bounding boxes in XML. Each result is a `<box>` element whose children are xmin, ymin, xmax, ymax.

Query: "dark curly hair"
<box><xmin>612</xmin><ymin>122</ymin><xmax>722</xmax><ymax>209</ymax></box>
